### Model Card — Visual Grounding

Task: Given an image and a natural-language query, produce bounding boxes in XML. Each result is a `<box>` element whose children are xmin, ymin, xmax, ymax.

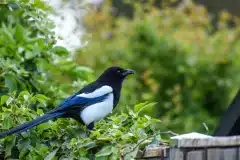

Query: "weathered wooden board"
<box><xmin>207</xmin><ymin>148</ymin><xmax>222</xmax><ymax>160</ymax></box>
<box><xmin>187</xmin><ymin>150</ymin><xmax>204</xmax><ymax>160</ymax></box>
<box><xmin>143</xmin><ymin>146</ymin><xmax>168</xmax><ymax>158</ymax></box>
<box><xmin>171</xmin><ymin>135</ymin><xmax>240</xmax><ymax>148</ymax></box>
<box><xmin>223</xmin><ymin>148</ymin><xmax>237</xmax><ymax>160</ymax></box>
<box><xmin>137</xmin><ymin>134</ymin><xmax>240</xmax><ymax>159</ymax></box>
<box><xmin>169</xmin><ymin>148</ymin><xmax>184</xmax><ymax>160</ymax></box>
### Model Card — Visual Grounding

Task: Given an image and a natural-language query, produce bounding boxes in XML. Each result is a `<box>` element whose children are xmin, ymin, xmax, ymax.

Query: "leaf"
<box><xmin>4</xmin><ymin>74</ymin><xmax>17</xmax><ymax>92</ymax></box>
<box><xmin>95</xmin><ymin>146</ymin><xmax>113</xmax><ymax>157</ymax></box>
<box><xmin>97</xmin><ymin>136</ymin><xmax>113</xmax><ymax>141</ymax></box>
<box><xmin>15</xmin><ymin>25</ymin><xmax>24</xmax><ymax>42</ymax></box>
<box><xmin>5</xmin><ymin>136</ymin><xmax>16</xmax><ymax>157</ymax></box>
<box><xmin>44</xmin><ymin>149</ymin><xmax>58</xmax><ymax>160</ymax></box>
<box><xmin>37</xmin><ymin>108</ymin><xmax>44</xmax><ymax>115</ymax></box>
<box><xmin>6</xmin><ymin>97</ymin><xmax>14</xmax><ymax>106</ymax></box>
<box><xmin>35</xmin><ymin>94</ymin><xmax>50</xmax><ymax>106</ymax></box>
<box><xmin>137</xmin><ymin>102</ymin><xmax>157</xmax><ymax>114</ymax></box>
<box><xmin>17</xmin><ymin>139</ymin><xmax>31</xmax><ymax>152</ymax></box>
<box><xmin>1</xmin><ymin>95</ymin><xmax>9</xmax><ymax>105</ymax></box>
<box><xmin>18</xmin><ymin>91</ymin><xmax>30</xmax><ymax>98</ymax></box>
<box><xmin>134</xmin><ymin>102</ymin><xmax>148</xmax><ymax>112</ymax></box>
<box><xmin>35</xmin><ymin>94</ymin><xmax>50</xmax><ymax>100</ymax></box>
<box><xmin>2</xmin><ymin>117</ymin><xmax>12</xmax><ymax>129</ymax></box>
<box><xmin>8</xmin><ymin>2</ymin><xmax>19</xmax><ymax>10</ymax></box>
<box><xmin>82</xmin><ymin>141</ymin><xmax>97</xmax><ymax>150</ymax></box>
<box><xmin>37</xmin><ymin>123</ymin><xmax>50</xmax><ymax>133</ymax></box>
<box><xmin>124</xmin><ymin>145</ymin><xmax>139</xmax><ymax>160</ymax></box>
<box><xmin>52</xmin><ymin>46</ymin><xmax>69</xmax><ymax>55</ymax></box>
<box><xmin>150</xmin><ymin>118</ymin><xmax>161</xmax><ymax>123</ymax></box>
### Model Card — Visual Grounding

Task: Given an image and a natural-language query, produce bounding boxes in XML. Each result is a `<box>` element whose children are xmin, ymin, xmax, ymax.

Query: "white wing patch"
<box><xmin>77</xmin><ymin>85</ymin><xmax>113</xmax><ymax>98</ymax></box>
<box><xmin>80</xmin><ymin>93</ymin><xmax>114</xmax><ymax>125</ymax></box>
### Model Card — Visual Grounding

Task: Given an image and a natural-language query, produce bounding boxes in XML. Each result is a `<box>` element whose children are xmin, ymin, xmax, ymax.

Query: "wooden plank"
<box><xmin>143</xmin><ymin>146</ymin><xmax>169</xmax><ymax>158</ymax></box>
<box><xmin>169</xmin><ymin>148</ymin><xmax>184</xmax><ymax>160</ymax></box>
<box><xmin>238</xmin><ymin>147</ymin><xmax>240</xmax><ymax>160</ymax></box>
<box><xmin>223</xmin><ymin>148</ymin><xmax>237</xmax><ymax>160</ymax></box>
<box><xmin>207</xmin><ymin>148</ymin><xmax>222</xmax><ymax>160</ymax></box>
<box><xmin>171</xmin><ymin>135</ymin><xmax>240</xmax><ymax>148</ymax></box>
<box><xmin>187</xmin><ymin>150</ymin><xmax>204</xmax><ymax>160</ymax></box>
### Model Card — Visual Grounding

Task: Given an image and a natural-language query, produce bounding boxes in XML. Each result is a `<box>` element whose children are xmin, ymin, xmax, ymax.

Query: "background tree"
<box><xmin>80</xmin><ymin>1</ymin><xmax>240</xmax><ymax>133</ymax></box>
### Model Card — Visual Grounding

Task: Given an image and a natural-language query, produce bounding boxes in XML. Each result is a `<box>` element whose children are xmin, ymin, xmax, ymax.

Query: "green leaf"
<box><xmin>6</xmin><ymin>97</ymin><xmax>14</xmax><ymax>106</ymax></box>
<box><xmin>4</xmin><ymin>74</ymin><xmax>17</xmax><ymax>92</ymax></box>
<box><xmin>81</xmin><ymin>141</ymin><xmax>97</xmax><ymax>150</ymax></box>
<box><xmin>134</xmin><ymin>102</ymin><xmax>148</xmax><ymax>112</ymax></box>
<box><xmin>44</xmin><ymin>149</ymin><xmax>58</xmax><ymax>160</ymax></box>
<box><xmin>52</xmin><ymin>46</ymin><xmax>69</xmax><ymax>55</ymax></box>
<box><xmin>124</xmin><ymin>145</ymin><xmax>139</xmax><ymax>160</ymax></box>
<box><xmin>18</xmin><ymin>91</ymin><xmax>30</xmax><ymax>97</ymax></box>
<box><xmin>35</xmin><ymin>94</ymin><xmax>50</xmax><ymax>106</ymax></box>
<box><xmin>5</xmin><ymin>136</ymin><xmax>16</xmax><ymax>157</ymax></box>
<box><xmin>37</xmin><ymin>108</ymin><xmax>44</xmax><ymax>115</ymax></box>
<box><xmin>17</xmin><ymin>139</ymin><xmax>31</xmax><ymax>152</ymax></box>
<box><xmin>15</xmin><ymin>25</ymin><xmax>24</xmax><ymax>42</ymax></box>
<box><xmin>97</xmin><ymin>136</ymin><xmax>113</xmax><ymax>141</ymax></box>
<box><xmin>8</xmin><ymin>2</ymin><xmax>19</xmax><ymax>10</ymax></box>
<box><xmin>137</xmin><ymin>102</ymin><xmax>157</xmax><ymax>114</ymax></box>
<box><xmin>2</xmin><ymin>117</ymin><xmax>12</xmax><ymax>129</ymax></box>
<box><xmin>37</xmin><ymin>123</ymin><xmax>50</xmax><ymax>133</ymax></box>
<box><xmin>1</xmin><ymin>95</ymin><xmax>9</xmax><ymax>105</ymax></box>
<box><xmin>35</xmin><ymin>94</ymin><xmax>50</xmax><ymax>100</ymax></box>
<box><xmin>96</xmin><ymin>146</ymin><xmax>113</xmax><ymax>157</ymax></box>
<box><xmin>150</xmin><ymin>118</ymin><xmax>161</xmax><ymax>123</ymax></box>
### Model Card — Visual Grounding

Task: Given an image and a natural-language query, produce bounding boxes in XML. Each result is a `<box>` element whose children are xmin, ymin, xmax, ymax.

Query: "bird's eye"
<box><xmin>117</xmin><ymin>70</ymin><xmax>121</xmax><ymax>73</ymax></box>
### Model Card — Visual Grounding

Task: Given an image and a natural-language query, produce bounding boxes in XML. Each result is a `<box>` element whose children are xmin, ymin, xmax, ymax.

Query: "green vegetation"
<box><xmin>80</xmin><ymin>1</ymin><xmax>240</xmax><ymax>134</ymax></box>
<box><xmin>0</xmin><ymin>0</ymin><xmax>161</xmax><ymax>159</ymax></box>
<box><xmin>1</xmin><ymin>0</ymin><xmax>240</xmax><ymax>159</ymax></box>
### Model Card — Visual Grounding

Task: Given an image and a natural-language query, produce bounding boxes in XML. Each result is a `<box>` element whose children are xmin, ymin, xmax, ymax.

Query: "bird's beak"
<box><xmin>122</xmin><ymin>69</ymin><xmax>135</xmax><ymax>77</ymax></box>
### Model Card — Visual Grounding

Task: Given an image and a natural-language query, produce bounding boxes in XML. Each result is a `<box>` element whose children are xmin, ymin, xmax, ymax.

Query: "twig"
<box><xmin>121</xmin><ymin>130</ymin><xmax>179</xmax><ymax>158</ymax></box>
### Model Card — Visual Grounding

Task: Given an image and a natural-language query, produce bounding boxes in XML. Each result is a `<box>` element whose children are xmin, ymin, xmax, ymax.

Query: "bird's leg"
<box><xmin>86</xmin><ymin>122</ymin><xmax>95</xmax><ymax>136</ymax></box>
<box><xmin>87</xmin><ymin>122</ymin><xmax>95</xmax><ymax>130</ymax></box>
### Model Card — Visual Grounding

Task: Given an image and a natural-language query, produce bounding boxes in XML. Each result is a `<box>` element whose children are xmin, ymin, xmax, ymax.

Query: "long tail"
<box><xmin>0</xmin><ymin>111</ymin><xmax>64</xmax><ymax>139</ymax></box>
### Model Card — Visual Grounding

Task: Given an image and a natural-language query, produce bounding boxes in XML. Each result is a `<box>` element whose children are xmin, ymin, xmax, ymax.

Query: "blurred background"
<box><xmin>54</xmin><ymin>0</ymin><xmax>240</xmax><ymax>134</ymax></box>
<box><xmin>2</xmin><ymin>0</ymin><xmax>240</xmax><ymax>135</ymax></box>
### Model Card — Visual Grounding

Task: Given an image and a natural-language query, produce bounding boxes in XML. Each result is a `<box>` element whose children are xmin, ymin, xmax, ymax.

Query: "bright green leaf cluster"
<box><xmin>0</xmin><ymin>0</ymin><xmax>163</xmax><ymax>159</ymax></box>
<box><xmin>0</xmin><ymin>92</ymin><xmax>161</xmax><ymax>159</ymax></box>
<box><xmin>0</xmin><ymin>0</ymin><xmax>92</xmax><ymax>109</ymax></box>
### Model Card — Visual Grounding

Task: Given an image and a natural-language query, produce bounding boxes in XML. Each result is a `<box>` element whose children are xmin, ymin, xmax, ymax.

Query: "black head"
<box><xmin>97</xmin><ymin>66</ymin><xmax>135</xmax><ymax>84</ymax></box>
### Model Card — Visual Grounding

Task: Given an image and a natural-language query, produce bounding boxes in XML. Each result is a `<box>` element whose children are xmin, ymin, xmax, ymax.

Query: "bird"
<box><xmin>0</xmin><ymin>66</ymin><xmax>134</xmax><ymax>138</ymax></box>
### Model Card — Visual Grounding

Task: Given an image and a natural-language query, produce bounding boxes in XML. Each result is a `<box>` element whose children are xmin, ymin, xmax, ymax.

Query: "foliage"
<box><xmin>80</xmin><ymin>0</ymin><xmax>240</xmax><ymax>133</ymax></box>
<box><xmin>0</xmin><ymin>0</ymin><xmax>162</xmax><ymax>159</ymax></box>
<box><xmin>0</xmin><ymin>0</ymin><xmax>92</xmax><ymax>110</ymax></box>
<box><xmin>0</xmin><ymin>91</ymin><xmax>161</xmax><ymax>159</ymax></box>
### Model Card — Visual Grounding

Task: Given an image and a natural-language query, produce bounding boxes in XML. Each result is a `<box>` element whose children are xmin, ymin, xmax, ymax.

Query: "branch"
<box><xmin>121</xmin><ymin>130</ymin><xmax>178</xmax><ymax>158</ymax></box>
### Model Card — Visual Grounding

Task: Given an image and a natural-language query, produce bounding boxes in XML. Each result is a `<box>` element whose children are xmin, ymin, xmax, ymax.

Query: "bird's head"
<box><xmin>97</xmin><ymin>66</ymin><xmax>135</xmax><ymax>85</ymax></box>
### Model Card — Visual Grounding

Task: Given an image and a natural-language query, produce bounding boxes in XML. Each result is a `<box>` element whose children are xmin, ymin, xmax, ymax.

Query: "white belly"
<box><xmin>80</xmin><ymin>93</ymin><xmax>114</xmax><ymax>125</ymax></box>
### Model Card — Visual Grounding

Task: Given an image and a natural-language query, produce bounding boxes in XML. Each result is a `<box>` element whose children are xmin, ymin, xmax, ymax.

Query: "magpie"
<box><xmin>0</xmin><ymin>66</ymin><xmax>134</xmax><ymax>138</ymax></box>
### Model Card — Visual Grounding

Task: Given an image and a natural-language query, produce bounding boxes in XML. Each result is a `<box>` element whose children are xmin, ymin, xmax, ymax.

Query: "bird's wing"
<box><xmin>55</xmin><ymin>85</ymin><xmax>113</xmax><ymax>112</ymax></box>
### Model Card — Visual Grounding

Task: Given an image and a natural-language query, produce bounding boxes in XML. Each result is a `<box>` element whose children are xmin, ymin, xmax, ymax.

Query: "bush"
<box><xmin>0</xmin><ymin>91</ymin><xmax>160</xmax><ymax>159</ymax></box>
<box><xmin>0</xmin><ymin>0</ymin><xmax>92</xmax><ymax>108</ymax></box>
<box><xmin>0</xmin><ymin>1</ymin><xmax>161</xmax><ymax>159</ymax></box>
<box><xmin>79</xmin><ymin>0</ymin><xmax>240</xmax><ymax>133</ymax></box>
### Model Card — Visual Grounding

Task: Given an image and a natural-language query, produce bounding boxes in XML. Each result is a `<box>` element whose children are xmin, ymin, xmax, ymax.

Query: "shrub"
<box><xmin>0</xmin><ymin>91</ymin><xmax>160</xmax><ymax>159</ymax></box>
<box><xmin>0</xmin><ymin>1</ymin><xmax>161</xmax><ymax>159</ymax></box>
<box><xmin>0</xmin><ymin>0</ymin><xmax>92</xmax><ymax>109</ymax></box>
